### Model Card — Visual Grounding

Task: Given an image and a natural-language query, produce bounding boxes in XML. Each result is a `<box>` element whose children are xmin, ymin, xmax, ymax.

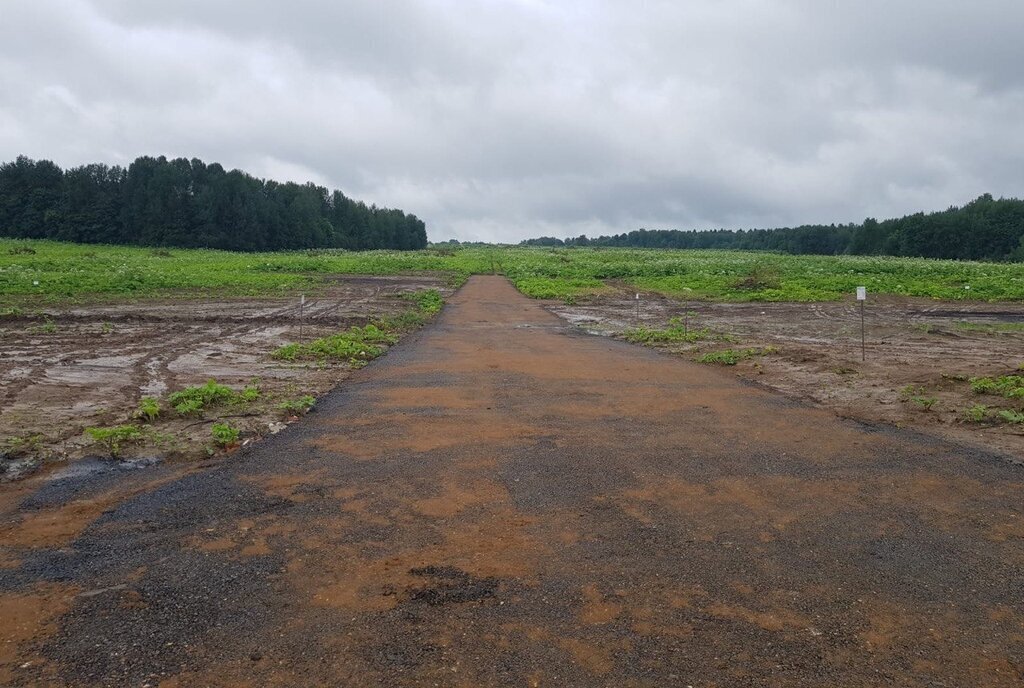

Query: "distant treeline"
<box><xmin>522</xmin><ymin>195</ymin><xmax>1024</xmax><ymax>261</ymax></box>
<box><xmin>0</xmin><ymin>155</ymin><xmax>427</xmax><ymax>251</ymax></box>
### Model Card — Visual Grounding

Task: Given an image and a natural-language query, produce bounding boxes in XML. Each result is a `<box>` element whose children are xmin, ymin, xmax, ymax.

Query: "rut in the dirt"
<box><xmin>1</xmin><ymin>275</ymin><xmax>1023</xmax><ymax>687</ymax></box>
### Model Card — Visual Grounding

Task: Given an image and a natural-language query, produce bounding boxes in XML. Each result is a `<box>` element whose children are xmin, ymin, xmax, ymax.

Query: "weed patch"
<box><xmin>970</xmin><ymin>375</ymin><xmax>1024</xmax><ymax>399</ymax></box>
<box><xmin>624</xmin><ymin>319</ymin><xmax>733</xmax><ymax>345</ymax></box>
<box><xmin>85</xmin><ymin>425</ymin><xmax>143</xmax><ymax>458</ymax></box>
<box><xmin>278</xmin><ymin>395</ymin><xmax>316</xmax><ymax>415</ymax></box>
<box><xmin>135</xmin><ymin>397</ymin><xmax>161</xmax><ymax>422</ymax></box>
<box><xmin>697</xmin><ymin>347</ymin><xmax>777</xmax><ymax>365</ymax></box>
<box><xmin>3</xmin><ymin>434</ymin><xmax>44</xmax><ymax>458</ymax></box>
<box><xmin>167</xmin><ymin>380</ymin><xmax>258</xmax><ymax>416</ymax></box>
<box><xmin>273</xmin><ymin>325</ymin><xmax>398</xmax><ymax>364</ymax></box>
<box><xmin>211</xmin><ymin>422</ymin><xmax>240</xmax><ymax>447</ymax></box>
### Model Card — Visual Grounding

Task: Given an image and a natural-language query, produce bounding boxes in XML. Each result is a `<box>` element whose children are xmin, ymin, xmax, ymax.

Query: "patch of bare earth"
<box><xmin>551</xmin><ymin>288</ymin><xmax>1024</xmax><ymax>460</ymax></box>
<box><xmin>0</xmin><ymin>275</ymin><xmax>451</xmax><ymax>481</ymax></box>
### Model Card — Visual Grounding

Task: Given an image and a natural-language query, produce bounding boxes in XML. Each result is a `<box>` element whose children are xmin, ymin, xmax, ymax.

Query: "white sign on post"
<box><xmin>856</xmin><ymin>286</ymin><xmax>867</xmax><ymax>301</ymax></box>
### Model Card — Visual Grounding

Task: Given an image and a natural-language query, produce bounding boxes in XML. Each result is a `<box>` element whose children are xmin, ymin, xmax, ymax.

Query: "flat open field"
<box><xmin>553</xmin><ymin>288</ymin><xmax>1024</xmax><ymax>459</ymax></box>
<box><xmin>2</xmin><ymin>277</ymin><xmax>1023</xmax><ymax>687</ymax></box>
<box><xmin>1</xmin><ymin>275</ymin><xmax>451</xmax><ymax>480</ymax></box>
<box><xmin>2</xmin><ymin>240</ymin><xmax>1024</xmax><ymax>685</ymax></box>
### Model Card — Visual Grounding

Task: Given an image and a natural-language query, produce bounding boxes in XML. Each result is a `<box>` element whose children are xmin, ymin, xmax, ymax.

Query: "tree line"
<box><xmin>523</xmin><ymin>194</ymin><xmax>1024</xmax><ymax>261</ymax></box>
<box><xmin>0</xmin><ymin>155</ymin><xmax>427</xmax><ymax>251</ymax></box>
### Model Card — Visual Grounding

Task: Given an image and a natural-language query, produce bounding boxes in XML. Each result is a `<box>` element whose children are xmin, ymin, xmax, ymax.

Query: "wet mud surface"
<box><xmin>0</xmin><ymin>275</ymin><xmax>448</xmax><ymax>479</ymax></box>
<box><xmin>1</xmin><ymin>276</ymin><xmax>1023</xmax><ymax>686</ymax></box>
<box><xmin>553</xmin><ymin>290</ymin><xmax>1024</xmax><ymax>459</ymax></box>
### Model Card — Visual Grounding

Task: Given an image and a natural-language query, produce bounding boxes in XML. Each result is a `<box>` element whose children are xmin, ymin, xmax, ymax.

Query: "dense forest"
<box><xmin>523</xmin><ymin>195</ymin><xmax>1024</xmax><ymax>261</ymax></box>
<box><xmin>0</xmin><ymin>155</ymin><xmax>427</xmax><ymax>251</ymax></box>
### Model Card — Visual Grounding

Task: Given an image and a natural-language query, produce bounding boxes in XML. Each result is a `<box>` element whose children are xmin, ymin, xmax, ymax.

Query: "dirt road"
<box><xmin>2</xmin><ymin>276</ymin><xmax>1023</xmax><ymax>686</ymax></box>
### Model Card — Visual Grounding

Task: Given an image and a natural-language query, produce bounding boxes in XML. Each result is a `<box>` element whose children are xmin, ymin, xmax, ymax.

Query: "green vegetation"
<box><xmin>969</xmin><ymin>375</ymin><xmax>1024</xmax><ymax>399</ymax></box>
<box><xmin>210</xmin><ymin>422</ymin><xmax>241</xmax><ymax>447</ymax></box>
<box><xmin>0</xmin><ymin>155</ymin><xmax>426</xmax><ymax>252</ymax></box>
<box><xmin>697</xmin><ymin>347</ymin><xmax>777</xmax><ymax>366</ymax></box>
<box><xmin>3</xmin><ymin>434</ymin><xmax>44</xmax><ymax>458</ymax></box>
<box><xmin>964</xmin><ymin>404</ymin><xmax>990</xmax><ymax>423</ymax></box>
<box><xmin>278</xmin><ymin>395</ymin><xmax>316</xmax><ymax>415</ymax></box>
<box><xmin>623</xmin><ymin>319</ymin><xmax>731</xmax><ymax>345</ymax></box>
<box><xmin>135</xmin><ymin>397</ymin><xmax>161</xmax><ymax>422</ymax></box>
<box><xmin>3</xmin><ymin>240</ymin><xmax>1024</xmax><ymax>305</ymax></box>
<box><xmin>167</xmin><ymin>380</ymin><xmax>260</xmax><ymax>416</ymax></box>
<box><xmin>85</xmin><ymin>424</ymin><xmax>144</xmax><ymax>458</ymax></box>
<box><xmin>522</xmin><ymin>194</ymin><xmax>1024</xmax><ymax>262</ymax></box>
<box><xmin>962</xmin><ymin>375</ymin><xmax>1024</xmax><ymax>425</ymax></box>
<box><xmin>912</xmin><ymin>396</ymin><xmax>939</xmax><ymax>411</ymax></box>
<box><xmin>404</xmin><ymin>288</ymin><xmax>444</xmax><ymax>315</ymax></box>
<box><xmin>32</xmin><ymin>318</ymin><xmax>57</xmax><ymax>333</ymax></box>
<box><xmin>273</xmin><ymin>325</ymin><xmax>398</xmax><ymax>364</ymax></box>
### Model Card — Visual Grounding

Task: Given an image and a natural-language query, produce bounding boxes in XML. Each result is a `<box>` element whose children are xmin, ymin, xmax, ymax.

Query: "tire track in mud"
<box><xmin>3</xmin><ymin>276</ymin><xmax>1024</xmax><ymax>687</ymax></box>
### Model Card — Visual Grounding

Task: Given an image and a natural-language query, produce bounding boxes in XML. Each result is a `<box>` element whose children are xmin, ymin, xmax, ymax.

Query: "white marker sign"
<box><xmin>856</xmin><ymin>286</ymin><xmax>867</xmax><ymax>301</ymax></box>
<box><xmin>635</xmin><ymin>293</ymin><xmax>640</xmax><ymax>300</ymax></box>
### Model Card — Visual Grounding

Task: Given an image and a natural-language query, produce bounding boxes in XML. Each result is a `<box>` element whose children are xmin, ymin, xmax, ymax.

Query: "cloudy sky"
<box><xmin>2</xmin><ymin>1</ymin><xmax>1022</xmax><ymax>242</ymax></box>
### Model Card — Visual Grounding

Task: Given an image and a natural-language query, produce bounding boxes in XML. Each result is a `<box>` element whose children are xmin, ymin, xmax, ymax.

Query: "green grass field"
<box><xmin>2</xmin><ymin>238</ymin><xmax>1022</xmax><ymax>303</ymax></box>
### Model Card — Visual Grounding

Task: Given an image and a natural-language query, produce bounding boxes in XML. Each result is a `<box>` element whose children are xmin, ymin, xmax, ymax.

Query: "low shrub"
<box><xmin>85</xmin><ymin>425</ymin><xmax>143</xmax><ymax>458</ymax></box>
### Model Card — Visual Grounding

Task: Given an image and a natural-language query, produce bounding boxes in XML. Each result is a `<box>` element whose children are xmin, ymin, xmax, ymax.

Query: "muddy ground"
<box><xmin>0</xmin><ymin>275</ymin><xmax>451</xmax><ymax>481</ymax></box>
<box><xmin>551</xmin><ymin>288</ymin><xmax>1024</xmax><ymax>460</ymax></box>
<box><xmin>2</xmin><ymin>276</ymin><xmax>1022</xmax><ymax>687</ymax></box>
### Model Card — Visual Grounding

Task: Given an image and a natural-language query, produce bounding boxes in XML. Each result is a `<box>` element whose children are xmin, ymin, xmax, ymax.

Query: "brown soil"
<box><xmin>0</xmin><ymin>275</ymin><xmax>451</xmax><ymax>480</ymax></box>
<box><xmin>551</xmin><ymin>288</ymin><xmax>1024</xmax><ymax>460</ymax></box>
<box><xmin>1</xmin><ymin>276</ymin><xmax>1022</xmax><ymax>686</ymax></box>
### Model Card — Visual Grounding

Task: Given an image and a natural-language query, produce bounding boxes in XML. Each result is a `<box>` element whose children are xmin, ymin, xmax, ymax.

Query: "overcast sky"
<box><xmin>2</xmin><ymin>1</ymin><xmax>1023</xmax><ymax>243</ymax></box>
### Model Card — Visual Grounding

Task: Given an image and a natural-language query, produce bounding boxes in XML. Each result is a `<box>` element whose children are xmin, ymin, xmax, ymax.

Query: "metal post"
<box><xmin>635</xmin><ymin>293</ymin><xmax>640</xmax><ymax>322</ymax></box>
<box><xmin>299</xmin><ymin>294</ymin><xmax>305</xmax><ymax>340</ymax></box>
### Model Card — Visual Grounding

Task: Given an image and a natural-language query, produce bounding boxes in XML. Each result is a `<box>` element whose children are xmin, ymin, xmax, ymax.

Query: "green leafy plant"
<box><xmin>3</xmin><ymin>434</ymin><xmax>44</xmax><ymax>458</ymax></box>
<box><xmin>136</xmin><ymin>397</ymin><xmax>161</xmax><ymax>422</ymax></box>
<box><xmin>101</xmin><ymin>322</ymin><xmax>114</xmax><ymax>334</ymax></box>
<box><xmin>273</xmin><ymin>325</ymin><xmax>398</xmax><ymax>364</ymax></box>
<box><xmin>900</xmin><ymin>384</ymin><xmax>926</xmax><ymax>400</ymax></box>
<box><xmin>970</xmin><ymin>375</ymin><xmax>1024</xmax><ymax>399</ymax></box>
<box><xmin>997</xmin><ymin>409</ymin><xmax>1024</xmax><ymax>425</ymax></box>
<box><xmin>33</xmin><ymin>317</ymin><xmax>57</xmax><ymax>333</ymax></box>
<box><xmin>733</xmin><ymin>263</ymin><xmax>782</xmax><ymax>291</ymax></box>
<box><xmin>238</xmin><ymin>384</ymin><xmax>261</xmax><ymax>403</ymax></box>
<box><xmin>211</xmin><ymin>422</ymin><xmax>240</xmax><ymax>447</ymax></box>
<box><xmin>964</xmin><ymin>404</ymin><xmax>990</xmax><ymax>423</ymax></box>
<box><xmin>277</xmin><ymin>395</ymin><xmax>316</xmax><ymax>415</ymax></box>
<box><xmin>85</xmin><ymin>425</ymin><xmax>144</xmax><ymax>458</ymax></box>
<box><xmin>168</xmin><ymin>380</ymin><xmax>236</xmax><ymax>416</ymax></box>
<box><xmin>624</xmin><ymin>318</ymin><xmax>732</xmax><ymax>345</ymax></box>
<box><xmin>697</xmin><ymin>348</ymin><xmax>775</xmax><ymax>366</ymax></box>
<box><xmin>911</xmin><ymin>396</ymin><xmax>938</xmax><ymax>411</ymax></box>
<box><xmin>403</xmin><ymin>288</ymin><xmax>444</xmax><ymax>315</ymax></box>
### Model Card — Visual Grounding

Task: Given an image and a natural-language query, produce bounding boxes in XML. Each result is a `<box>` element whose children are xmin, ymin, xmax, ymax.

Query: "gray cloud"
<box><xmin>2</xmin><ymin>0</ymin><xmax>1023</xmax><ymax>242</ymax></box>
